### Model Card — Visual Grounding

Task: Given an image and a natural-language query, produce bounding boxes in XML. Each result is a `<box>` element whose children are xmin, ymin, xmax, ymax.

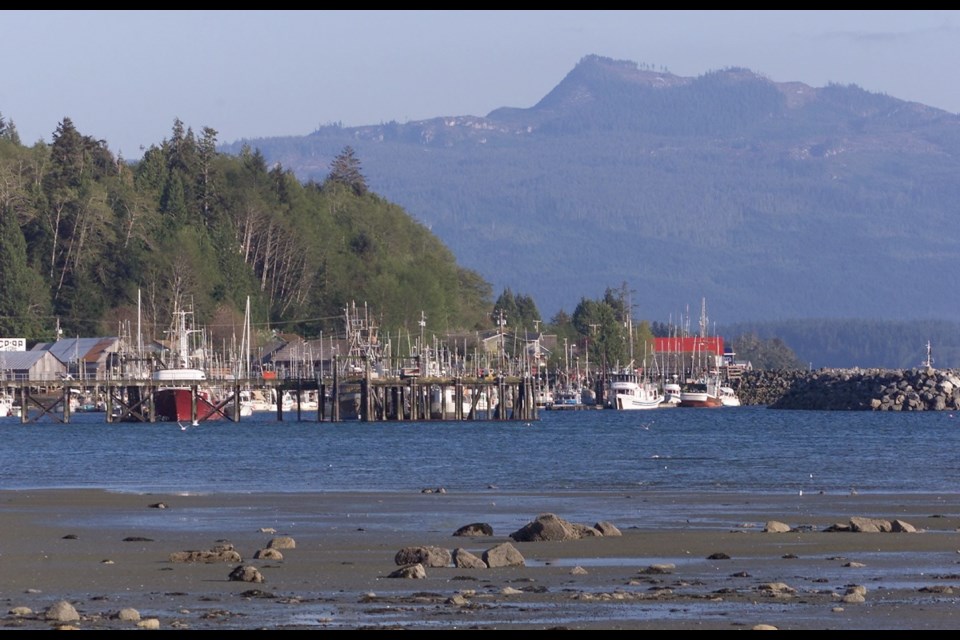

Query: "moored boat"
<box><xmin>151</xmin><ymin>308</ymin><xmax>224</xmax><ymax>423</ymax></box>
<box><xmin>678</xmin><ymin>381</ymin><xmax>724</xmax><ymax>408</ymax></box>
<box><xmin>607</xmin><ymin>370</ymin><xmax>663</xmax><ymax>410</ymax></box>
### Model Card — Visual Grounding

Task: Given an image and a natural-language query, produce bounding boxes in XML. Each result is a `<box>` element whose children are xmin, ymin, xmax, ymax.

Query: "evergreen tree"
<box><xmin>0</xmin><ymin>207</ymin><xmax>50</xmax><ymax>338</ymax></box>
<box><xmin>0</xmin><ymin>113</ymin><xmax>20</xmax><ymax>144</ymax></box>
<box><xmin>326</xmin><ymin>146</ymin><xmax>368</xmax><ymax>196</ymax></box>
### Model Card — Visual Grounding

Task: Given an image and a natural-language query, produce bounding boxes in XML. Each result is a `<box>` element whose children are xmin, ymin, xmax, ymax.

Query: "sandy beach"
<box><xmin>1</xmin><ymin>488</ymin><xmax>959</xmax><ymax>630</ymax></box>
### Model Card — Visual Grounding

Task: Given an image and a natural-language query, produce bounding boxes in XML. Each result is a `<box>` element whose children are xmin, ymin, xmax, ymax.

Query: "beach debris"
<box><xmin>254</xmin><ymin>548</ymin><xmax>284</xmax><ymax>561</ymax></box>
<box><xmin>113</xmin><ymin>608</ymin><xmax>140</xmax><ymax>622</ymax></box>
<box><xmin>258</xmin><ymin>527</ymin><xmax>277</xmax><ymax>534</ymax></box>
<box><xmin>453</xmin><ymin>522</ymin><xmax>493</xmax><ymax>537</ymax></box>
<box><xmin>266</xmin><ymin>536</ymin><xmax>296</xmax><ymax>550</ymax></box>
<box><xmin>843</xmin><ymin>561</ymin><xmax>866</xmax><ymax>568</ymax></box>
<box><xmin>570</xmin><ymin>566</ymin><xmax>588</xmax><ymax>575</ymax></box>
<box><xmin>228</xmin><ymin>565</ymin><xmax>265</xmax><ymax>583</ymax></box>
<box><xmin>388</xmin><ymin>563</ymin><xmax>427</xmax><ymax>579</ymax></box>
<box><xmin>44</xmin><ymin>600</ymin><xmax>79</xmax><ymax>623</ymax></box>
<box><xmin>394</xmin><ymin>545</ymin><xmax>452</xmax><ymax>568</ymax></box>
<box><xmin>763</xmin><ymin>520</ymin><xmax>792</xmax><ymax>533</ymax></box>
<box><xmin>137</xmin><ymin>618</ymin><xmax>161</xmax><ymax>629</ymax></box>
<box><xmin>509</xmin><ymin>513</ymin><xmax>604</xmax><ymax>542</ymax></box>
<box><xmin>452</xmin><ymin>548</ymin><xmax>487</xmax><ymax>569</ymax></box>
<box><xmin>169</xmin><ymin>543</ymin><xmax>242</xmax><ymax>564</ymax></box>
<box><xmin>482</xmin><ymin>542</ymin><xmax>525</xmax><ymax>568</ymax></box>
<box><xmin>500</xmin><ymin>586</ymin><xmax>524</xmax><ymax>595</ymax></box>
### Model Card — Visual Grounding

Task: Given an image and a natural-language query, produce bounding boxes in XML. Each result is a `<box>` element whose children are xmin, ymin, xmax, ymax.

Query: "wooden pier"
<box><xmin>1</xmin><ymin>372</ymin><xmax>540</xmax><ymax>424</ymax></box>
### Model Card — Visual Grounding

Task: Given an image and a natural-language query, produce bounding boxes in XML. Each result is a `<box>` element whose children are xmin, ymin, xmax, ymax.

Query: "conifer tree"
<box><xmin>0</xmin><ymin>208</ymin><xmax>49</xmax><ymax>338</ymax></box>
<box><xmin>326</xmin><ymin>145</ymin><xmax>368</xmax><ymax>196</ymax></box>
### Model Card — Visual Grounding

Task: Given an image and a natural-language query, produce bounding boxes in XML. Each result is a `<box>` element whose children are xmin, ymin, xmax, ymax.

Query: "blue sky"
<box><xmin>2</xmin><ymin>10</ymin><xmax>958</xmax><ymax>160</ymax></box>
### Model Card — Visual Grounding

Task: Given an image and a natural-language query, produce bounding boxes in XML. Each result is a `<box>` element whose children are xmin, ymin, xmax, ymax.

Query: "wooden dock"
<box><xmin>1</xmin><ymin>372</ymin><xmax>541</xmax><ymax>424</ymax></box>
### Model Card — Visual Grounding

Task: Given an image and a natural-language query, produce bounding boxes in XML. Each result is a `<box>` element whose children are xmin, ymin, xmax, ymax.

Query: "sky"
<box><xmin>2</xmin><ymin>10</ymin><xmax>959</xmax><ymax>160</ymax></box>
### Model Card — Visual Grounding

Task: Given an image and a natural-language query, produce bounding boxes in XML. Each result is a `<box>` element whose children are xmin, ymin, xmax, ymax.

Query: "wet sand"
<box><xmin>1</xmin><ymin>488</ymin><xmax>959</xmax><ymax>629</ymax></box>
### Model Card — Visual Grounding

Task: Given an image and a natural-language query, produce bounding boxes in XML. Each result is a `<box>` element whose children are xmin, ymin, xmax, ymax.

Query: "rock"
<box><xmin>394</xmin><ymin>545</ymin><xmax>452</xmax><ymax>567</ymax></box>
<box><xmin>763</xmin><ymin>520</ymin><xmax>792</xmax><ymax>533</ymax></box>
<box><xmin>892</xmin><ymin>519</ymin><xmax>919</xmax><ymax>532</ymax></box>
<box><xmin>228</xmin><ymin>565</ymin><xmax>264</xmax><ymax>583</ymax></box>
<box><xmin>115</xmin><ymin>608</ymin><xmax>140</xmax><ymax>621</ymax></box>
<box><xmin>44</xmin><ymin>600</ymin><xmax>79</xmax><ymax>622</ymax></box>
<box><xmin>640</xmin><ymin>563</ymin><xmax>675</xmax><ymax>575</ymax></box>
<box><xmin>169</xmin><ymin>547</ymin><xmax>243</xmax><ymax>563</ymax></box>
<box><xmin>267</xmin><ymin>536</ymin><xmax>296</xmax><ymax>549</ymax></box>
<box><xmin>758</xmin><ymin>582</ymin><xmax>796</xmax><ymax>594</ymax></box>
<box><xmin>453</xmin><ymin>522</ymin><xmax>494</xmax><ymax>537</ymax></box>
<box><xmin>254</xmin><ymin>548</ymin><xmax>284</xmax><ymax>561</ymax></box>
<box><xmin>452</xmin><ymin>547</ymin><xmax>487</xmax><ymax>569</ymax></box>
<box><xmin>482</xmin><ymin>542</ymin><xmax>525</xmax><ymax>568</ymax></box>
<box><xmin>389</xmin><ymin>563</ymin><xmax>427</xmax><ymax>579</ymax></box>
<box><xmin>509</xmin><ymin>513</ymin><xmax>588</xmax><ymax>542</ymax></box>
<box><xmin>137</xmin><ymin>618</ymin><xmax>161</xmax><ymax>629</ymax></box>
<box><xmin>593</xmin><ymin>521</ymin><xmax>622</xmax><ymax>536</ymax></box>
<box><xmin>849</xmin><ymin>516</ymin><xmax>892</xmax><ymax>532</ymax></box>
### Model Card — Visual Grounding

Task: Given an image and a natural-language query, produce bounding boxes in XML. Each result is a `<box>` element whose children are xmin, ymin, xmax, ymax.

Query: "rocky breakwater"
<box><xmin>734</xmin><ymin>366</ymin><xmax>960</xmax><ymax>411</ymax></box>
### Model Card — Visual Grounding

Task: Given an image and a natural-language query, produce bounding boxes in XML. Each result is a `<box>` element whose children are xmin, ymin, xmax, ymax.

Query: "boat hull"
<box><xmin>154</xmin><ymin>388</ymin><xmax>223</xmax><ymax>422</ymax></box>
<box><xmin>614</xmin><ymin>393</ymin><xmax>663</xmax><ymax>410</ymax></box>
<box><xmin>678</xmin><ymin>391</ymin><xmax>724</xmax><ymax>408</ymax></box>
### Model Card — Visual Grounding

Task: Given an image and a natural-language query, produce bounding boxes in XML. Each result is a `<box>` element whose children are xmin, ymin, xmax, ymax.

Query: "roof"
<box><xmin>0</xmin><ymin>350</ymin><xmax>63</xmax><ymax>369</ymax></box>
<box><xmin>34</xmin><ymin>337</ymin><xmax>120</xmax><ymax>364</ymax></box>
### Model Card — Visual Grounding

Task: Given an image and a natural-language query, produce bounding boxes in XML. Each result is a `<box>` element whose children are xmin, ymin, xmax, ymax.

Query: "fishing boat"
<box><xmin>607</xmin><ymin>369</ymin><xmax>664</xmax><ymax>410</ymax></box>
<box><xmin>152</xmin><ymin>308</ymin><xmax>224</xmax><ymax>423</ymax></box>
<box><xmin>662</xmin><ymin>381</ymin><xmax>682</xmax><ymax>407</ymax></box>
<box><xmin>717</xmin><ymin>384</ymin><xmax>741</xmax><ymax>407</ymax></box>
<box><xmin>678</xmin><ymin>380</ymin><xmax>724</xmax><ymax>408</ymax></box>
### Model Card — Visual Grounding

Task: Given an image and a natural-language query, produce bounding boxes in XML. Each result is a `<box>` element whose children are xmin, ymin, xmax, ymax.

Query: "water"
<box><xmin>2</xmin><ymin>406</ymin><xmax>958</xmax><ymax>496</ymax></box>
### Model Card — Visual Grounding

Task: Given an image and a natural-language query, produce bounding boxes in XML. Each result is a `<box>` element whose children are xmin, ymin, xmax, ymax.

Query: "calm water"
<box><xmin>2</xmin><ymin>406</ymin><xmax>958</xmax><ymax>496</ymax></box>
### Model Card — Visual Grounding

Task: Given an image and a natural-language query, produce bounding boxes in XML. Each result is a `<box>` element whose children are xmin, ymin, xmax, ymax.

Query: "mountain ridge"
<box><xmin>219</xmin><ymin>54</ymin><xmax>960</xmax><ymax>326</ymax></box>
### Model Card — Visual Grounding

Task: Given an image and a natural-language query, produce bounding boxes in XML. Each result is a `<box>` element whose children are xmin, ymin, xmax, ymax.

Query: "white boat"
<box><xmin>607</xmin><ymin>370</ymin><xmax>663</xmax><ymax>410</ymax></box>
<box><xmin>662</xmin><ymin>382</ymin><xmax>682</xmax><ymax>407</ymax></box>
<box><xmin>429</xmin><ymin>385</ymin><xmax>472</xmax><ymax>419</ymax></box>
<box><xmin>678</xmin><ymin>375</ymin><xmax>738</xmax><ymax>408</ymax></box>
<box><xmin>717</xmin><ymin>384</ymin><xmax>741</xmax><ymax>407</ymax></box>
<box><xmin>0</xmin><ymin>393</ymin><xmax>15</xmax><ymax>418</ymax></box>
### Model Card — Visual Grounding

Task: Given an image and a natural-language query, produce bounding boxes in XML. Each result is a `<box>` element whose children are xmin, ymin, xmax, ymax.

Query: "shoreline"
<box><xmin>2</xmin><ymin>488</ymin><xmax>960</xmax><ymax>629</ymax></box>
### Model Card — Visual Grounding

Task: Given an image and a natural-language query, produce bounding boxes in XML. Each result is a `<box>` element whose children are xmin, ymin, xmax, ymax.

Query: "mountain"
<box><xmin>219</xmin><ymin>54</ymin><xmax>960</xmax><ymax>328</ymax></box>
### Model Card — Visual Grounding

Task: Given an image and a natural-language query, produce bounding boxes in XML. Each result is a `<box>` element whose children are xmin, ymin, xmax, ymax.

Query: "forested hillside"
<box><xmin>0</xmin><ymin>117</ymin><xmax>493</xmax><ymax>347</ymax></box>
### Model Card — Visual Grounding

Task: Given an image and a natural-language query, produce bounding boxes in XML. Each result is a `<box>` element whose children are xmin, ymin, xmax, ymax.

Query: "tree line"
<box><xmin>0</xmin><ymin>113</ymin><xmax>810</xmax><ymax>371</ymax></box>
